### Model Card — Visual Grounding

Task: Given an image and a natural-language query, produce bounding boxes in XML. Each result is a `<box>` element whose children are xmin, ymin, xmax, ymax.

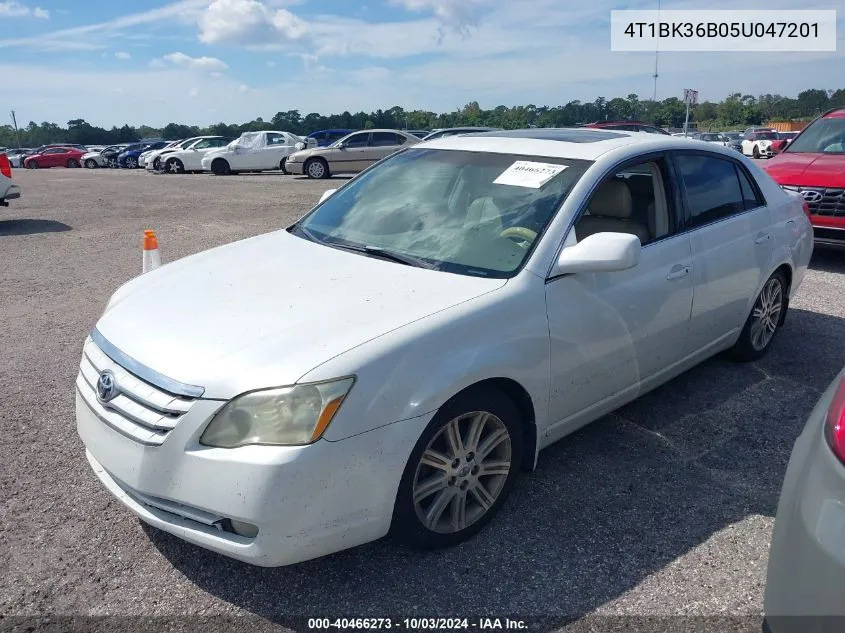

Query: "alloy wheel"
<box><xmin>750</xmin><ymin>278</ymin><xmax>783</xmax><ymax>351</ymax></box>
<box><xmin>168</xmin><ymin>159</ymin><xmax>184</xmax><ymax>174</ymax></box>
<box><xmin>412</xmin><ymin>411</ymin><xmax>512</xmax><ymax>534</ymax></box>
<box><xmin>126</xmin><ymin>157</ymin><xmax>137</xmax><ymax>168</ymax></box>
<box><xmin>307</xmin><ymin>160</ymin><xmax>326</xmax><ymax>179</ymax></box>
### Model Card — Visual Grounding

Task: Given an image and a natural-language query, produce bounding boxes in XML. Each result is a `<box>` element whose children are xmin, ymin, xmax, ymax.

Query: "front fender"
<box><xmin>300</xmin><ymin>275</ymin><xmax>551</xmax><ymax>447</ymax></box>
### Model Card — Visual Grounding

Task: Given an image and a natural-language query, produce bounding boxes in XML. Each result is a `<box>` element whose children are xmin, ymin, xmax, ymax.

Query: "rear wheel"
<box><xmin>753</xmin><ymin>146</ymin><xmax>760</xmax><ymax>159</ymax></box>
<box><xmin>392</xmin><ymin>387</ymin><xmax>523</xmax><ymax>549</ymax></box>
<box><xmin>67</xmin><ymin>159</ymin><xmax>80</xmax><ymax>168</ymax></box>
<box><xmin>167</xmin><ymin>158</ymin><xmax>185</xmax><ymax>174</ymax></box>
<box><xmin>730</xmin><ymin>271</ymin><xmax>787</xmax><ymax>362</ymax></box>
<box><xmin>211</xmin><ymin>158</ymin><xmax>231</xmax><ymax>175</ymax></box>
<box><xmin>305</xmin><ymin>158</ymin><xmax>329</xmax><ymax>179</ymax></box>
<box><xmin>84</xmin><ymin>158</ymin><xmax>98</xmax><ymax>169</ymax></box>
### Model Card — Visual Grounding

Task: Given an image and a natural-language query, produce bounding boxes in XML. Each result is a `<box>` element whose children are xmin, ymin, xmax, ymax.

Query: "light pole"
<box><xmin>10</xmin><ymin>110</ymin><xmax>21</xmax><ymax>148</ymax></box>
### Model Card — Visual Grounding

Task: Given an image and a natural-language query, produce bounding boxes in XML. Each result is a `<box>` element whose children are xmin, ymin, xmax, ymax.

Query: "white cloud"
<box><xmin>0</xmin><ymin>1</ymin><xmax>48</xmax><ymax>18</ymax></box>
<box><xmin>0</xmin><ymin>0</ymin><xmax>206</xmax><ymax>49</ymax></box>
<box><xmin>115</xmin><ymin>51</ymin><xmax>131</xmax><ymax>60</ymax></box>
<box><xmin>160</xmin><ymin>51</ymin><xmax>228</xmax><ymax>71</ymax></box>
<box><xmin>0</xmin><ymin>1</ymin><xmax>29</xmax><ymax>17</ymax></box>
<box><xmin>391</xmin><ymin>0</ymin><xmax>489</xmax><ymax>33</ymax></box>
<box><xmin>197</xmin><ymin>0</ymin><xmax>307</xmax><ymax>45</ymax></box>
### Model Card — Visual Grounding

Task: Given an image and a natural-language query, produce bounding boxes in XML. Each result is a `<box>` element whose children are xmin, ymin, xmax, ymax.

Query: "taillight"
<box><xmin>0</xmin><ymin>153</ymin><xmax>10</xmax><ymax>179</ymax></box>
<box><xmin>802</xmin><ymin>201</ymin><xmax>812</xmax><ymax>220</ymax></box>
<box><xmin>825</xmin><ymin>376</ymin><xmax>845</xmax><ymax>465</ymax></box>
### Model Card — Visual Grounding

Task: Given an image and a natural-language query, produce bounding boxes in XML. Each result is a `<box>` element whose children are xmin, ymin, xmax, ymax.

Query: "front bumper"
<box><xmin>764</xmin><ymin>369</ymin><xmax>845</xmax><ymax>629</ymax></box>
<box><xmin>286</xmin><ymin>160</ymin><xmax>305</xmax><ymax>175</ymax></box>
<box><xmin>811</xmin><ymin>217</ymin><xmax>845</xmax><ymax>247</ymax></box>
<box><xmin>76</xmin><ymin>366</ymin><xmax>430</xmax><ymax>566</ymax></box>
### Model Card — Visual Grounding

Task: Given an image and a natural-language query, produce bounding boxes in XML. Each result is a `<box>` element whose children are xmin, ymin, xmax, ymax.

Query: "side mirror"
<box><xmin>553</xmin><ymin>232</ymin><xmax>641</xmax><ymax>276</ymax></box>
<box><xmin>336</xmin><ymin>142</ymin><xmax>346</xmax><ymax>149</ymax></box>
<box><xmin>295</xmin><ymin>142</ymin><xmax>305</xmax><ymax>151</ymax></box>
<box><xmin>319</xmin><ymin>188</ymin><xmax>337</xmax><ymax>204</ymax></box>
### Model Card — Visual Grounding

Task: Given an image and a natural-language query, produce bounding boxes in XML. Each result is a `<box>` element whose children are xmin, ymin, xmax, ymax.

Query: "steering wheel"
<box><xmin>499</xmin><ymin>226</ymin><xmax>538</xmax><ymax>247</ymax></box>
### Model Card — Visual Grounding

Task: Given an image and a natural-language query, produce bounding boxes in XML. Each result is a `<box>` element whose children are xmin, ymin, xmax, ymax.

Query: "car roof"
<box><xmin>417</xmin><ymin>127</ymin><xmax>713</xmax><ymax>161</ymax></box>
<box><xmin>821</xmin><ymin>108</ymin><xmax>845</xmax><ymax>119</ymax></box>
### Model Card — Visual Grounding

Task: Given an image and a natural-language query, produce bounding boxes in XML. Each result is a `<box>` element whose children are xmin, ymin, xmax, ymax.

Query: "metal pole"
<box><xmin>10</xmin><ymin>110</ymin><xmax>21</xmax><ymax>148</ymax></box>
<box><xmin>683</xmin><ymin>95</ymin><xmax>690</xmax><ymax>136</ymax></box>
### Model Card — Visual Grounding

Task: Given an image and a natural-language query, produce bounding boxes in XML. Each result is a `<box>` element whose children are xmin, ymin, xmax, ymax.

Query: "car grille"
<box><xmin>76</xmin><ymin>338</ymin><xmax>196</xmax><ymax>445</ymax></box>
<box><xmin>785</xmin><ymin>186</ymin><xmax>845</xmax><ymax>217</ymax></box>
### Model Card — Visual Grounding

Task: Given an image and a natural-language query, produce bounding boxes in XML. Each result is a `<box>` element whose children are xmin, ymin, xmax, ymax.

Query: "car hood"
<box><xmin>82</xmin><ymin>152</ymin><xmax>102</xmax><ymax>160</ymax></box>
<box><xmin>290</xmin><ymin>147</ymin><xmax>330</xmax><ymax>160</ymax></box>
<box><xmin>95</xmin><ymin>230</ymin><xmax>506</xmax><ymax>399</ymax></box>
<box><xmin>764</xmin><ymin>153</ymin><xmax>845</xmax><ymax>187</ymax></box>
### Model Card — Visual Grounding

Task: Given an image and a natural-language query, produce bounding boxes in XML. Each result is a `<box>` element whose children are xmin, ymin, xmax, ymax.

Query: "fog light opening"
<box><xmin>214</xmin><ymin>518</ymin><xmax>259</xmax><ymax>539</ymax></box>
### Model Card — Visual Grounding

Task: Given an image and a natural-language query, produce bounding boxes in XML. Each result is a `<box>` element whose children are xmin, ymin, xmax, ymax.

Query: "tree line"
<box><xmin>2</xmin><ymin>88</ymin><xmax>842</xmax><ymax>148</ymax></box>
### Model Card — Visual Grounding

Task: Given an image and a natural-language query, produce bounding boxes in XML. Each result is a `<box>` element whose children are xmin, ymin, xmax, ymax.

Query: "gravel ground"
<box><xmin>1</xmin><ymin>166</ymin><xmax>844</xmax><ymax>632</ymax></box>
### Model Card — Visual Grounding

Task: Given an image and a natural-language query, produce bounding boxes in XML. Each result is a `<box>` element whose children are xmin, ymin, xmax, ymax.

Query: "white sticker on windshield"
<box><xmin>493</xmin><ymin>161</ymin><xmax>568</xmax><ymax>189</ymax></box>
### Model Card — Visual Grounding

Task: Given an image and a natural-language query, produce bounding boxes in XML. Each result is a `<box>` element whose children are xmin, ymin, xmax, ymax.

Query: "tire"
<box><xmin>67</xmin><ymin>159</ymin><xmax>80</xmax><ymax>168</ymax></box>
<box><xmin>211</xmin><ymin>158</ymin><xmax>231</xmax><ymax>176</ymax></box>
<box><xmin>305</xmin><ymin>158</ymin><xmax>329</xmax><ymax>179</ymax></box>
<box><xmin>753</xmin><ymin>146</ymin><xmax>760</xmax><ymax>159</ymax></box>
<box><xmin>125</xmin><ymin>156</ymin><xmax>138</xmax><ymax>169</ymax></box>
<box><xmin>27</xmin><ymin>160</ymin><xmax>38</xmax><ymax>169</ymax></box>
<box><xmin>84</xmin><ymin>159</ymin><xmax>98</xmax><ymax>169</ymax></box>
<box><xmin>166</xmin><ymin>158</ymin><xmax>185</xmax><ymax>174</ymax></box>
<box><xmin>730</xmin><ymin>271</ymin><xmax>787</xmax><ymax>362</ymax></box>
<box><xmin>152</xmin><ymin>157</ymin><xmax>161</xmax><ymax>171</ymax></box>
<box><xmin>107</xmin><ymin>157</ymin><xmax>118</xmax><ymax>169</ymax></box>
<box><xmin>392</xmin><ymin>387</ymin><xmax>524</xmax><ymax>549</ymax></box>
<box><xmin>279</xmin><ymin>157</ymin><xmax>288</xmax><ymax>174</ymax></box>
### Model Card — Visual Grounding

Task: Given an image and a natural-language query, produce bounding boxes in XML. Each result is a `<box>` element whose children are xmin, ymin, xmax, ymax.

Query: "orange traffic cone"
<box><xmin>142</xmin><ymin>230</ymin><xmax>161</xmax><ymax>273</ymax></box>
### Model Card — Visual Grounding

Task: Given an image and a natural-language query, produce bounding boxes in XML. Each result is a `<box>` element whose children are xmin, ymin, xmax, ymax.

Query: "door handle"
<box><xmin>666</xmin><ymin>265</ymin><xmax>691</xmax><ymax>281</ymax></box>
<box><xmin>786</xmin><ymin>219</ymin><xmax>796</xmax><ymax>225</ymax></box>
<box><xmin>754</xmin><ymin>233</ymin><xmax>771</xmax><ymax>244</ymax></box>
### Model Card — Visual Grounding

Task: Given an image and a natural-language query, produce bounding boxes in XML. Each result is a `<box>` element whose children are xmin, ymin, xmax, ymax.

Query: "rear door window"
<box><xmin>674</xmin><ymin>153</ymin><xmax>747</xmax><ymax>228</ymax></box>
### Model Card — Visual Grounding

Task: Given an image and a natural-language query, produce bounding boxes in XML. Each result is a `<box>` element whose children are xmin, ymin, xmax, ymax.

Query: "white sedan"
<box><xmin>159</xmin><ymin>136</ymin><xmax>231</xmax><ymax>174</ymax></box>
<box><xmin>200</xmin><ymin>130</ymin><xmax>305</xmax><ymax>175</ymax></box>
<box><xmin>77</xmin><ymin>129</ymin><xmax>812</xmax><ymax>566</ymax></box>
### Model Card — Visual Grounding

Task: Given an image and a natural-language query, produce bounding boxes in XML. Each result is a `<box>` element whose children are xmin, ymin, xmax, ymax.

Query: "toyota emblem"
<box><xmin>801</xmin><ymin>190</ymin><xmax>823</xmax><ymax>204</ymax></box>
<box><xmin>96</xmin><ymin>370</ymin><xmax>118</xmax><ymax>402</ymax></box>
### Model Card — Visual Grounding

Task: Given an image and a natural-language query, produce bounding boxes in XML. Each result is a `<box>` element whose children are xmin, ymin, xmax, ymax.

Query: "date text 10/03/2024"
<box><xmin>307</xmin><ymin>618</ymin><xmax>528</xmax><ymax>630</ymax></box>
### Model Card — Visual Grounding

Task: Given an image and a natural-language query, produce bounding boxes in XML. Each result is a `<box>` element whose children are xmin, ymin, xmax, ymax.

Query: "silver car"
<box><xmin>764</xmin><ymin>366</ymin><xmax>845</xmax><ymax>631</ymax></box>
<box><xmin>286</xmin><ymin>129</ymin><xmax>420</xmax><ymax>179</ymax></box>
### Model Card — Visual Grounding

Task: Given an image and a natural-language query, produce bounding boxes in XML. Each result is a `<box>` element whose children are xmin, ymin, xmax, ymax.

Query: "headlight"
<box><xmin>200</xmin><ymin>378</ymin><xmax>355</xmax><ymax>448</ymax></box>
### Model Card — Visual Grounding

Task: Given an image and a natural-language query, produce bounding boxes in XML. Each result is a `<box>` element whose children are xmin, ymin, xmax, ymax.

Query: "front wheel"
<box><xmin>392</xmin><ymin>387</ymin><xmax>523</xmax><ymax>549</ymax></box>
<box><xmin>211</xmin><ymin>158</ymin><xmax>231</xmax><ymax>176</ymax></box>
<box><xmin>84</xmin><ymin>158</ymin><xmax>98</xmax><ymax>169</ymax></box>
<box><xmin>107</xmin><ymin>157</ymin><xmax>118</xmax><ymax>168</ymax></box>
<box><xmin>305</xmin><ymin>158</ymin><xmax>329</xmax><ymax>179</ymax></box>
<box><xmin>753</xmin><ymin>146</ymin><xmax>760</xmax><ymax>159</ymax></box>
<box><xmin>730</xmin><ymin>271</ymin><xmax>787</xmax><ymax>362</ymax></box>
<box><xmin>279</xmin><ymin>157</ymin><xmax>288</xmax><ymax>174</ymax></box>
<box><xmin>125</xmin><ymin>156</ymin><xmax>138</xmax><ymax>169</ymax></box>
<box><xmin>166</xmin><ymin>158</ymin><xmax>185</xmax><ymax>174</ymax></box>
<box><xmin>27</xmin><ymin>160</ymin><xmax>38</xmax><ymax>169</ymax></box>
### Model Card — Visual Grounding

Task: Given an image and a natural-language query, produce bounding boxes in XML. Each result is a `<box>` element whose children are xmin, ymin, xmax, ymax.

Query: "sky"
<box><xmin>0</xmin><ymin>0</ymin><xmax>843</xmax><ymax>128</ymax></box>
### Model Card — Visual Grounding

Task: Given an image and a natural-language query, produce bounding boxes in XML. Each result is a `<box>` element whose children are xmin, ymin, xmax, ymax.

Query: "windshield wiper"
<box><xmin>328</xmin><ymin>242</ymin><xmax>438</xmax><ymax>270</ymax></box>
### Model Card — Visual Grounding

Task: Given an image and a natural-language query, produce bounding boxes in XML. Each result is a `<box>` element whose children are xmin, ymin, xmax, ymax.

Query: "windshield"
<box><xmin>296</xmin><ymin>148</ymin><xmax>591</xmax><ymax>278</ymax></box>
<box><xmin>786</xmin><ymin>118</ymin><xmax>845</xmax><ymax>153</ymax></box>
<box><xmin>754</xmin><ymin>132</ymin><xmax>778</xmax><ymax>140</ymax></box>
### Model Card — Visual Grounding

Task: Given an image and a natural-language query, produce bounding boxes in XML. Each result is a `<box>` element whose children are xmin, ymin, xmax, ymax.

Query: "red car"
<box><xmin>23</xmin><ymin>146</ymin><xmax>86</xmax><ymax>169</ymax></box>
<box><xmin>764</xmin><ymin>108</ymin><xmax>845</xmax><ymax>246</ymax></box>
<box><xmin>582</xmin><ymin>120</ymin><xmax>670</xmax><ymax>135</ymax></box>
